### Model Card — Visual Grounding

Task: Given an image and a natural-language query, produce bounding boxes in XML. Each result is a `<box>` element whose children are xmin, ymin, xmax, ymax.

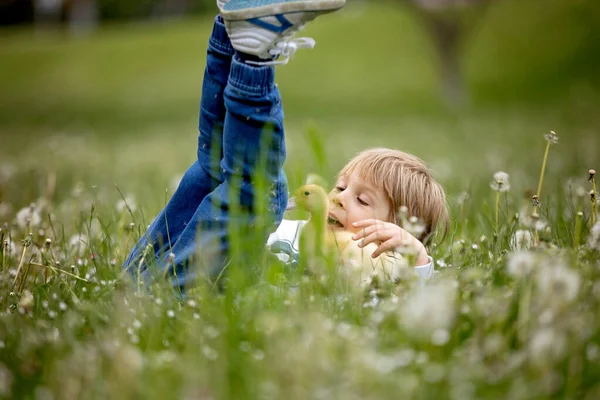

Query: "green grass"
<box><xmin>1</xmin><ymin>0</ymin><xmax>600</xmax><ymax>398</ymax></box>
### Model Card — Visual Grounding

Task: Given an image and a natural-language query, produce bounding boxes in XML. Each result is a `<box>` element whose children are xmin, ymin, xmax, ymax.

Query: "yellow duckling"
<box><xmin>289</xmin><ymin>182</ymin><xmax>404</xmax><ymax>285</ymax></box>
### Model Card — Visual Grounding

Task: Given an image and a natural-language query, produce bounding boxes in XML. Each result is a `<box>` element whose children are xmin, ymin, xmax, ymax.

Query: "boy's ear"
<box><xmin>305</xmin><ymin>173</ymin><xmax>328</xmax><ymax>188</ymax></box>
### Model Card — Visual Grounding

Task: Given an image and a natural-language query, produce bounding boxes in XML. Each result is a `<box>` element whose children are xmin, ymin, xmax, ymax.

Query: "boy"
<box><xmin>124</xmin><ymin>0</ymin><xmax>448</xmax><ymax>290</ymax></box>
<box><xmin>268</xmin><ymin>148</ymin><xmax>448</xmax><ymax>280</ymax></box>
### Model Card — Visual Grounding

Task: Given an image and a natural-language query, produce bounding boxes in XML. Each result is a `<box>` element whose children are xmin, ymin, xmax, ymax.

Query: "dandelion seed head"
<box><xmin>166</xmin><ymin>310</ymin><xmax>175</xmax><ymax>318</ymax></box>
<box><xmin>529</xmin><ymin>328</ymin><xmax>566</xmax><ymax>367</ymax></box>
<box><xmin>544</xmin><ymin>130</ymin><xmax>558</xmax><ymax>144</ymax></box>
<box><xmin>507</xmin><ymin>251</ymin><xmax>536</xmax><ymax>278</ymax></box>
<box><xmin>536</xmin><ymin>261</ymin><xmax>580</xmax><ymax>304</ymax></box>
<box><xmin>15</xmin><ymin>204</ymin><xmax>41</xmax><ymax>230</ymax></box>
<box><xmin>510</xmin><ymin>230</ymin><xmax>532</xmax><ymax>251</ymax></box>
<box><xmin>400</xmin><ymin>280</ymin><xmax>457</xmax><ymax>336</ymax></box>
<box><xmin>588</xmin><ymin>222</ymin><xmax>600</xmax><ymax>251</ymax></box>
<box><xmin>490</xmin><ymin>171</ymin><xmax>510</xmax><ymax>192</ymax></box>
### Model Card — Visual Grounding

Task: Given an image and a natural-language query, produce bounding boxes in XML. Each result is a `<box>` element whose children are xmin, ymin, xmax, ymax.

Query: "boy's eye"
<box><xmin>357</xmin><ymin>197</ymin><xmax>369</xmax><ymax>206</ymax></box>
<box><xmin>335</xmin><ymin>187</ymin><xmax>344</xmax><ymax>192</ymax></box>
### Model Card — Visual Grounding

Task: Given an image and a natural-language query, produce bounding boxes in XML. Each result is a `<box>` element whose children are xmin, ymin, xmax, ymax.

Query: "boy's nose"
<box><xmin>331</xmin><ymin>194</ymin><xmax>344</xmax><ymax>209</ymax></box>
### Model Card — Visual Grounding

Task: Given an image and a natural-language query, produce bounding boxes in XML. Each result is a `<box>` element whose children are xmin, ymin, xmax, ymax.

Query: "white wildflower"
<box><xmin>490</xmin><ymin>171</ymin><xmax>510</xmax><ymax>192</ymax></box>
<box><xmin>536</xmin><ymin>261</ymin><xmax>580</xmax><ymax>304</ymax></box>
<box><xmin>15</xmin><ymin>204</ymin><xmax>41</xmax><ymax>230</ymax></box>
<box><xmin>510</xmin><ymin>230</ymin><xmax>532</xmax><ymax>251</ymax></box>
<box><xmin>543</xmin><ymin>130</ymin><xmax>558</xmax><ymax>145</ymax></box>
<box><xmin>588</xmin><ymin>222</ymin><xmax>600</xmax><ymax>251</ymax></box>
<box><xmin>529</xmin><ymin>328</ymin><xmax>566</xmax><ymax>367</ymax></box>
<box><xmin>506</xmin><ymin>251</ymin><xmax>537</xmax><ymax>278</ymax></box>
<box><xmin>400</xmin><ymin>280</ymin><xmax>457</xmax><ymax>337</ymax></box>
<box><xmin>116</xmin><ymin>195</ymin><xmax>137</xmax><ymax>214</ymax></box>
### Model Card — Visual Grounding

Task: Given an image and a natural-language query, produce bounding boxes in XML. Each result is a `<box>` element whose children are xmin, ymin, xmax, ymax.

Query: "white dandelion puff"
<box><xmin>510</xmin><ymin>230</ymin><xmax>532</xmax><ymax>251</ymax></box>
<box><xmin>529</xmin><ymin>328</ymin><xmax>566</xmax><ymax>367</ymax></box>
<box><xmin>15</xmin><ymin>204</ymin><xmax>41</xmax><ymax>230</ymax></box>
<box><xmin>543</xmin><ymin>130</ymin><xmax>559</xmax><ymax>145</ymax></box>
<box><xmin>536</xmin><ymin>261</ymin><xmax>580</xmax><ymax>304</ymax></box>
<box><xmin>490</xmin><ymin>171</ymin><xmax>510</xmax><ymax>192</ymax></box>
<box><xmin>400</xmin><ymin>280</ymin><xmax>457</xmax><ymax>337</ymax></box>
<box><xmin>506</xmin><ymin>251</ymin><xmax>537</xmax><ymax>278</ymax></box>
<box><xmin>588</xmin><ymin>222</ymin><xmax>600</xmax><ymax>251</ymax></box>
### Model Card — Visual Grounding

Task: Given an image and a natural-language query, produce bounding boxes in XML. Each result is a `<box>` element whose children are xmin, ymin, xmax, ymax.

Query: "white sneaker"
<box><xmin>219</xmin><ymin>0</ymin><xmax>346</xmax><ymax>65</ymax></box>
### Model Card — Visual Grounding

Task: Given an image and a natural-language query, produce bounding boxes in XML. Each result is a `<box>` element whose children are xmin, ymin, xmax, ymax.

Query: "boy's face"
<box><xmin>327</xmin><ymin>171</ymin><xmax>391</xmax><ymax>234</ymax></box>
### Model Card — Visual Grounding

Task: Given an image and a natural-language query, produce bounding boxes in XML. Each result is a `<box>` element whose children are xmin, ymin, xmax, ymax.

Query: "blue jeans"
<box><xmin>123</xmin><ymin>16</ymin><xmax>288</xmax><ymax>291</ymax></box>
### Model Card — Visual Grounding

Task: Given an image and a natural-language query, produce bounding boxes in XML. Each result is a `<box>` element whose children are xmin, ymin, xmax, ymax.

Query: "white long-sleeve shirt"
<box><xmin>267</xmin><ymin>219</ymin><xmax>434</xmax><ymax>280</ymax></box>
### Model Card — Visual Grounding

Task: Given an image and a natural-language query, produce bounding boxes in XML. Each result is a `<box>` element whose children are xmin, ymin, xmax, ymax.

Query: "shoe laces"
<box><xmin>246</xmin><ymin>23</ymin><xmax>316</xmax><ymax>66</ymax></box>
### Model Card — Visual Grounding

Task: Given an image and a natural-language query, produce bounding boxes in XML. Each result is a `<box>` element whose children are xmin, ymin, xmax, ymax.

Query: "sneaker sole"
<box><xmin>221</xmin><ymin>0</ymin><xmax>346</xmax><ymax>21</ymax></box>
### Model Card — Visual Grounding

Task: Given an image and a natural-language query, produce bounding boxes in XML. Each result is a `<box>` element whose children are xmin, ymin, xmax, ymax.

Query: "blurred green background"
<box><xmin>1</xmin><ymin>0</ymin><xmax>599</xmax><ymax>220</ymax></box>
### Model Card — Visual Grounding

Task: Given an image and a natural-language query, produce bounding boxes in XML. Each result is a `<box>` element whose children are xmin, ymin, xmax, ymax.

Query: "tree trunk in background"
<box><xmin>65</xmin><ymin>0</ymin><xmax>98</xmax><ymax>35</ymax></box>
<box><xmin>417</xmin><ymin>9</ymin><xmax>467</xmax><ymax>108</ymax></box>
<box><xmin>406</xmin><ymin>0</ymin><xmax>493</xmax><ymax>109</ymax></box>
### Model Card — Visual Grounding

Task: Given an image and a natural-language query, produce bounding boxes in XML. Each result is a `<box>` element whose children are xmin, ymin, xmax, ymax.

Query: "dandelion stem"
<box><xmin>495</xmin><ymin>191</ymin><xmax>500</xmax><ymax>233</ymax></box>
<box><xmin>592</xmin><ymin>177</ymin><xmax>598</xmax><ymax>226</ymax></box>
<box><xmin>534</xmin><ymin>141</ymin><xmax>551</xmax><ymax>215</ymax></box>
<box><xmin>574</xmin><ymin>209</ymin><xmax>583</xmax><ymax>247</ymax></box>
<box><xmin>30</xmin><ymin>262</ymin><xmax>89</xmax><ymax>282</ymax></box>
<box><xmin>518</xmin><ymin>279</ymin><xmax>533</xmax><ymax>343</ymax></box>
<box><xmin>13</xmin><ymin>242</ymin><xmax>28</xmax><ymax>288</ymax></box>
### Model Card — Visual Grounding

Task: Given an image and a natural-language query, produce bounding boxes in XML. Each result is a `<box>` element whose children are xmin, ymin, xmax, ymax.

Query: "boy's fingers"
<box><xmin>358</xmin><ymin>231</ymin><xmax>390</xmax><ymax>248</ymax></box>
<box><xmin>352</xmin><ymin>223</ymin><xmax>392</xmax><ymax>240</ymax></box>
<box><xmin>352</xmin><ymin>225</ymin><xmax>379</xmax><ymax>240</ymax></box>
<box><xmin>352</xmin><ymin>219</ymin><xmax>383</xmax><ymax>228</ymax></box>
<box><xmin>372</xmin><ymin>240</ymin><xmax>396</xmax><ymax>258</ymax></box>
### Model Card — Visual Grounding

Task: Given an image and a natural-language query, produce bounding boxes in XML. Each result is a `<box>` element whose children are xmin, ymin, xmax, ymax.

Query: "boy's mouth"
<box><xmin>328</xmin><ymin>214</ymin><xmax>344</xmax><ymax>228</ymax></box>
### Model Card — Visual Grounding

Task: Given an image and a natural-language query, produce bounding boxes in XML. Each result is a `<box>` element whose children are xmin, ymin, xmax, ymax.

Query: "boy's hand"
<box><xmin>351</xmin><ymin>219</ymin><xmax>429</xmax><ymax>265</ymax></box>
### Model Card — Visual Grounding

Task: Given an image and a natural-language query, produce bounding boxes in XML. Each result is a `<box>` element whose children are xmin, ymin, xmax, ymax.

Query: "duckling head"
<box><xmin>293</xmin><ymin>184</ymin><xmax>329</xmax><ymax>216</ymax></box>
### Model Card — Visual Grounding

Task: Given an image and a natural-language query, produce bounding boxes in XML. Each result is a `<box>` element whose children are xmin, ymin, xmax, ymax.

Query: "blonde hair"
<box><xmin>338</xmin><ymin>148</ymin><xmax>449</xmax><ymax>243</ymax></box>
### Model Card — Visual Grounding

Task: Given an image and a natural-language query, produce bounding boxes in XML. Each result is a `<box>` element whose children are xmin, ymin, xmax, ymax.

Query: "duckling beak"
<box><xmin>286</xmin><ymin>197</ymin><xmax>297</xmax><ymax>211</ymax></box>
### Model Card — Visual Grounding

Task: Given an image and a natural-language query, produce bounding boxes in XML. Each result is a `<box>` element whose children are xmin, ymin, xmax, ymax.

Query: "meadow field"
<box><xmin>1</xmin><ymin>0</ymin><xmax>600</xmax><ymax>398</ymax></box>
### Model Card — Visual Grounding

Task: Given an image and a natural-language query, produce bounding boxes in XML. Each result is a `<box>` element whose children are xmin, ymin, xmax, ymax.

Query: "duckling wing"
<box><xmin>339</xmin><ymin>240</ymin><xmax>408</xmax><ymax>285</ymax></box>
